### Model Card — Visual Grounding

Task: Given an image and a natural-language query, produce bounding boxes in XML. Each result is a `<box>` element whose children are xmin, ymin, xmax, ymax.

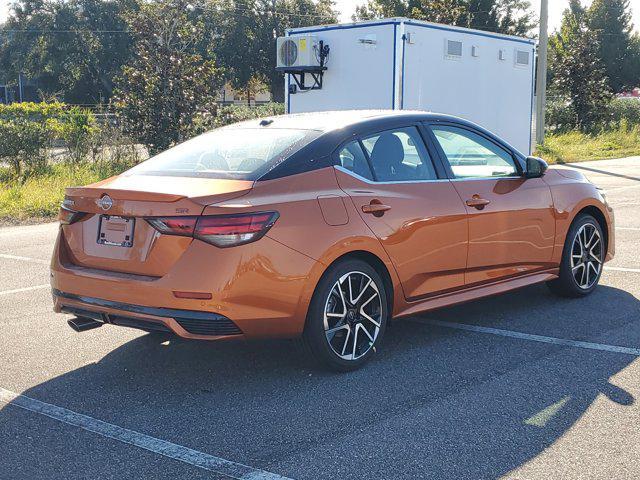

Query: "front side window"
<box><xmin>430</xmin><ymin>125</ymin><xmax>518</xmax><ymax>179</ymax></box>
<box><xmin>361</xmin><ymin>127</ymin><xmax>437</xmax><ymax>182</ymax></box>
<box><xmin>125</xmin><ymin>127</ymin><xmax>319</xmax><ymax>180</ymax></box>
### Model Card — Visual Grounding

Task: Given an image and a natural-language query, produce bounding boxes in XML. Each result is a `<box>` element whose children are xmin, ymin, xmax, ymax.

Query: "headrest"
<box><xmin>370</xmin><ymin>133</ymin><xmax>404</xmax><ymax>166</ymax></box>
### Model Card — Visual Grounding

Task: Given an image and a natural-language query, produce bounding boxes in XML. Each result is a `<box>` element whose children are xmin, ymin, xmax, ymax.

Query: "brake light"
<box><xmin>146</xmin><ymin>212</ymin><xmax>279</xmax><ymax>248</ymax></box>
<box><xmin>146</xmin><ymin>217</ymin><xmax>198</xmax><ymax>236</ymax></box>
<box><xmin>58</xmin><ymin>206</ymin><xmax>87</xmax><ymax>225</ymax></box>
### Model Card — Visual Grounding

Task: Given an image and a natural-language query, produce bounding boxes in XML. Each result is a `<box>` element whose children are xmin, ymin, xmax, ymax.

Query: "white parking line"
<box><xmin>0</xmin><ymin>284</ymin><xmax>50</xmax><ymax>296</ymax></box>
<box><xmin>415</xmin><ymin>319</ymin><xmax>640</xmax><ymax>356</ymax></box>
<box><xmin>604</xmin><ymin>266</ymin><xmax>640</xmax><ymax>273</ymax></box>
<box><xmin>0</xmin><ymin>253</ymin><xmax>49</xmax><ymax>265</ymax></box>
<box><xmin>610</xmin><ymin>184</ymin><xmax>640</xmax><ymax>192</ymax></box>
<box><xmin>617</xmin><ymin>227</ymin><xmax>640</xmax><ymax>231</ymax></box>
<box><xmin>0</xmin><ymin>387</ymin><xmax>290</xmax><ymax>480</ymax></box>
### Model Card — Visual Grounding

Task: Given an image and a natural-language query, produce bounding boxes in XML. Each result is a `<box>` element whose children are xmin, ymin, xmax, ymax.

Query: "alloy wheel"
<box><xmin>323</xmin><ymin>271</ymin><xmax>383</xmax><ymax>361</ymax></box>
<box><xmin>570</xmin><ymin>222</ymin><xmax>603</xmax><ymax>290</ymax></box>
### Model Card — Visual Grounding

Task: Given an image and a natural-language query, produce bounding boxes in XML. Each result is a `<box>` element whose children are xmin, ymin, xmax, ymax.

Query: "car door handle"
<box><xmin>465</xmin><ymin>196</ymin><xmax>491</xmax><ymax>210</ymax></box>
<box><xmin>362</xmin><ymin>202</ymin><xmax>391</xmax><ymax>216</ymax></box>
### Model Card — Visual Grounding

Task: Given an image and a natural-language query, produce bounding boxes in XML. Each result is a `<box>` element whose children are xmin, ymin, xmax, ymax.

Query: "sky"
<box><xmin>332</xmin><ymin>0</ymin><xmax>640</xmax><ymax>32</ymax></box>
<box><xmin>0</xmin><ymin>0</ymin><xmax>639</xmax><ymax>32</ymax></box>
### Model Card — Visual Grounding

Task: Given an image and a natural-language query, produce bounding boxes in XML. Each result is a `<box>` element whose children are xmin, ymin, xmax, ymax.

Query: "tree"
<box><xmin>354</xmin><ymin>0</ymin><xmax>535</xmax><ymax>36</ymax></box>
<box><xmin>114</xmin><ymin>0</ymin><xmax>224</xmax><ymax>153</ymax></box>
<box><xmin>0</xmin><ymin>0</ymin><xmax>133</xmax><ymax>104</ymax></box>
<box><xmin>489</xmin><ymin>0</ymin><xmax>535</xmax><ymax>36</ymax></box>
<box><xmin>588</xmin><ymin>0</ymin><xmax>635</xmax><ymax>92</ymax></box>
<box><xmin>629</xmin><ymin>33</ymin><xmax>640</xmax><ymax>89</ymax></box>
<box><xmin>202</xmin><ymin>0</ymin><xmax>338</xmax><ymax>103</ymax></box>
<box><xmin>550</xmin><ymin>0</ymin><xmax>612</xmax><ymax>131</ymax></box>
<box><xmin>355</xmin><ymin>0</ymin><xmax>466</xmax><ymax>24</ymax></box>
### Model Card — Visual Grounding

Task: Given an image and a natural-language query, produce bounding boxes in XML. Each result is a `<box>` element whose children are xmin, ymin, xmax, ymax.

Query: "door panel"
<box><xmin>451</xmin><ymin>178</ymin><xmax>556</xmax><ymax>285</ymax></box>
<box><xmin>335</xmin><ymin>168</ymin><xmax>468</xmax><ymax>300</ymax></box>
<box><xmin>427</xmin><ymin>123</ymin><xmax>556</xmax><ymax>285</ymax></box>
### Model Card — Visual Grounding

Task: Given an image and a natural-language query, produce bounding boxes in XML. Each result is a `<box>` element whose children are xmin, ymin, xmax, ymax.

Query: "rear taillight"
<box><xmin>195</xmin><ymin>212</ymin><xmax>279</xmax><ymax>247</ymax></box>
<box><xmin>146</xmin><ymin>212</ymin><xmax>279</xmax><ymax>248</ymax></box>
<box><xmin>146</xmin><ymin>217</ymin><xmax>198</xmax><ymax>236</ymax></box>
<box><xmin>58</xmin><ymin>207</ymin><xmax>87</xmax><ymax>225</ymax></box>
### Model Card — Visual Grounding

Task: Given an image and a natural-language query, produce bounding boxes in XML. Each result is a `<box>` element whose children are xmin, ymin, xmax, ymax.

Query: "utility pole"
<box><xmin>535</xmin><ymin>0</ymin><xmax>549</xmax><ymax>148</ymax></box>
<box><xmin>18</xmin><ymin>72</ymin><xmax>24</xmax><ymax>103</ymax></box>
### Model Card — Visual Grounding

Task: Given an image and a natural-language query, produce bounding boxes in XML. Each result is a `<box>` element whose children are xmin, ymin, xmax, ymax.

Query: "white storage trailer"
<box><xmin>278</xmin><ymin>18</ymin><xmax>536</xmax><ymax>154</ymax></box>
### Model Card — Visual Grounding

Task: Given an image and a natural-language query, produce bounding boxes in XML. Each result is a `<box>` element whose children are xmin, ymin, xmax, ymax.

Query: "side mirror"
<box><xmin>525</xmin><ymin>156</ymin><xmax>548</xmax><ymax>179</ymax></box>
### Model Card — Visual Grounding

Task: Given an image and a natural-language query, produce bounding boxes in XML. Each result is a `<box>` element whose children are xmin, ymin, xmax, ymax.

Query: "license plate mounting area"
<box><xmin>97</xmin><ymin>215</ymin><xmax>135</xmax><ymax>248</ymax></box>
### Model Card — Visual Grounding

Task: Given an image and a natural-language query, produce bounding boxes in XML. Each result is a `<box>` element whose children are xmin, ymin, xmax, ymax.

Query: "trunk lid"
<box><xmin>60</xmin><ymin>175</ymin><xmax>253</xmax><ymax>277</ymax></box>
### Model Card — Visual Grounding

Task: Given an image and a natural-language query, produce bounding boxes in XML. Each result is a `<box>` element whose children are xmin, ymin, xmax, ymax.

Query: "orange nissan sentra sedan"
<box><xmin>51</xmin><ymin>111</ymin><xmax>614</xmax><ymax>370</ymax></box>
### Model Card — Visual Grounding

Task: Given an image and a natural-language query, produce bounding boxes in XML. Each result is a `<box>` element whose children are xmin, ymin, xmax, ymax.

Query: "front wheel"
<box><xmin>303</xmin><ymin>259</ymin><xmax>389</xmax><ymax>372</ymax></box>
<box><xmin>547</xmin><ymin>214</ymin><xmax>605</xmax><ymax>297</ymax></box>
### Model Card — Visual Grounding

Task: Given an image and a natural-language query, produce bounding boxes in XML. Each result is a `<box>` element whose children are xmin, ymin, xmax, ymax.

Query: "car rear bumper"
<box><xmin>53</xmin><ymin>289</ymin><xmax>244</xmax><ymax>339</ymax></box>
<box><xmin>51</xmin><ymin>229</ymin><xmax>321</xmax><ymax>340</ymax></box>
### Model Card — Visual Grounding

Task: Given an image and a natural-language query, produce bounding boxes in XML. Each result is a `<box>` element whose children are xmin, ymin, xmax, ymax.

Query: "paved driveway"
<box><xmin>1</xmin><ymin>157</ymin><xmax>640</xmax><ymax>479</ymax></box>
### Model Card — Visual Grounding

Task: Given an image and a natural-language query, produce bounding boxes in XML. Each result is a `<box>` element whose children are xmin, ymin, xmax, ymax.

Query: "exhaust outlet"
<box><xmin>67</xmin><ymin>317</ymin><xmax>104</xmax><ymax>332</ymax></box>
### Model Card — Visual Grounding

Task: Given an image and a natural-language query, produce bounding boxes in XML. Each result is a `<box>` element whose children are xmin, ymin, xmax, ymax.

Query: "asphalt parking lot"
<box><xmin>1</xmin><ymin>157</ymin><xmax>640</xmax><ymax>480</ymax></box>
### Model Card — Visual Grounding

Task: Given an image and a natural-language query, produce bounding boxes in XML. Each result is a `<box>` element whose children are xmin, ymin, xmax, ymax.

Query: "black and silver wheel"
<box><xmin>303</xmin><ymin>259</ymin><xmax>388</xmax><ymax>371</ymax></box>
<box><xmin>547</xmin><ymin>214</ymin><xmax>605</xmax><ymax>297</ymax></box>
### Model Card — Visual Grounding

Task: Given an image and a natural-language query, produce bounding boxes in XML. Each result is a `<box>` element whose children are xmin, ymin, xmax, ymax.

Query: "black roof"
<box><xmin>242</xmin><ymin>110</ymin><xmax>525</xmax><ymax>181</ymax></box>
<box><xmin>233</xmin><ymin>109</ymin><xmax>466</xmax><ymax>133</ymax></box>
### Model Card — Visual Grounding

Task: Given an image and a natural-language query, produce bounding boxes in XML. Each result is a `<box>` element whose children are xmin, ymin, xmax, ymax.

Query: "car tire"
<box><xmin>547</xmin><ymin>214</ymin><xmax>605</xmax><ymax>298</ymax></box>
<box><xmin>302</xmin><ymin>259</ymin><xmax>389</xmax><ymax>372</ymax></box>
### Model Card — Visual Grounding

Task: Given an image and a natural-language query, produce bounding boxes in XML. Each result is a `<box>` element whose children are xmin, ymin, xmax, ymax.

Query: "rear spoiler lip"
<box><xmin>64</xmin><ymin>187</ymin><xmax>185</xmax><ymax>203</ymax></box>
<box><xmin>63</xmin><ymin>179</ymin><xmax>256</xmax><ymax>213</ymax></box>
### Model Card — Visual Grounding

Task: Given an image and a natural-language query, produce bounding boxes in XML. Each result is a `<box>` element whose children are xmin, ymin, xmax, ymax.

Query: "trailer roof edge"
<box><xmin>287</xmin><ymin>17</ymin><xmax>536</xmax><ymax>46</ymax></box>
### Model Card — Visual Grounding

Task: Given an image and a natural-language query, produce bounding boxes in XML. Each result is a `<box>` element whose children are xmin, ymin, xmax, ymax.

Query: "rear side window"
<box><xmin>125</xmin><ymin>127</ymin><xmax>320</xmax><ymax>180</ymax></box>
<box><xmin>361</xmin><ymin>127</ymin><xmax>437</xmax><ymax>182</ymax></box>
<box><xmin>338</xmin><ymin>141</ymin><xmax>374</xmax><ymax>180</ymax></box>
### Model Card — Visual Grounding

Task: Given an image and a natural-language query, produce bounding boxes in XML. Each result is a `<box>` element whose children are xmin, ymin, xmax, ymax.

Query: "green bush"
<box><xmin>214</xmin><ymin>102</ymin><xmax>285</xmax><ymax>128</ymax></box>
<box><xmin>546</xmin><ymin>97</ymin><xmax>577</xmax><ymax>133</ymax></box>
<box><xmin>608</xmin><ymin>98</ymin><xmax>640</xmax><ymax>127</ymax></box>
<box><xmin>56</xmin><ymin>106</ymin><xmax>99</xmax><ymax>162</ymax></box>
<box><xmin>191</xmin><ymin>102</ymin><xmax>285</xmax><ymax>135</ymax></box>
<box><xmin>0</xmin><ymin>102</ymin><xmax>98</xmax><ymax>179</ymax></box>
<box><xmin>546</xmin><ymin>96</ymin><xmax>640</xmax><ymax>133</ymax></box>
<box><xmin>0</xmin><ymin>116</ymin><xmax>48</xmax><ymax>177</ymax></box>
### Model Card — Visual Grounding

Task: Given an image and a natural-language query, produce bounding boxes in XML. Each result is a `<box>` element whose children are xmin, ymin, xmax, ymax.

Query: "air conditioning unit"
<box><xmin>276</xmin><ymin>35</ymin><xmax>321</xmax><ymax>69</ymax></box>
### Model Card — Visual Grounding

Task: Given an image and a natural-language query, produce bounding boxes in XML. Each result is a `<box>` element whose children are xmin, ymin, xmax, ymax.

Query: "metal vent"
<box><xmin>175</xmin><ymin>317</ymin><xmax>242</xmax><ymax>336</ymax></box>
<box><xmin>446</xmin><ymin>40</ymin><xmax>463</xmax><ymax>57</ymax></box>
<box><xmin>280</xmin><ymin>39</ymin><xmax>298</xmax><ymax>67</ymax></box>
<box><xmin>516</xmin><ymin>50</ymin><xmax>530</xmax><ymax>66</ymax></box>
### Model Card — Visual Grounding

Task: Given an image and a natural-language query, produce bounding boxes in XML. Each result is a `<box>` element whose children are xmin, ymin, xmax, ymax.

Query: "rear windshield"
<box><xmin>125</xmin><ymin>127</ymin><xmax>320</xmax><ymax>180</ymax></box>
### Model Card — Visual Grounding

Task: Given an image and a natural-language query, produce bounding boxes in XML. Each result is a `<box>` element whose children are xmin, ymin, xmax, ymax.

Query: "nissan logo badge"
<box><xmin>96</xmin><ymin>194</ymin><xmax>113</xmax><ymax>211</ymax></box>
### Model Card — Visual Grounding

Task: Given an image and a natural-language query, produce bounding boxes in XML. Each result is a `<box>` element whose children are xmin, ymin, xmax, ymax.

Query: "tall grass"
<box><xmin>0</xmin><ymin>160</ymin><xmax>136</xmax><ymax>222</ymax></box>
<box><xmin>536</xmin><ymin>123</ymin><xmax>640</xmax><ymax>164</ymax></box>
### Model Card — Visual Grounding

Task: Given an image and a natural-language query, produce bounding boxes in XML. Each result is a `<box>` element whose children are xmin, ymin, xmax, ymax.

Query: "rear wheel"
<box><xmin>547</xmin><ymin>214</ymin><xmax>605</xmax><ymax>297</ymax></box>
<box><xmin>303</xmin><ymin>259</ymin><xmax>388</xmax><ymax>371</ymax></box>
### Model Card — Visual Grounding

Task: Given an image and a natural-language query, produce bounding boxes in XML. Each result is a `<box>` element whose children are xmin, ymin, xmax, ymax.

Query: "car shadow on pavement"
<box><xmin>568</xmin><ymin>163</ymin><xmax>640</xmax><ymax>182</ymax></box>
<box><xmin>2</xmin><ymin>284</ymin><xmax>639</xmax><ymax>479</ymax></box>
